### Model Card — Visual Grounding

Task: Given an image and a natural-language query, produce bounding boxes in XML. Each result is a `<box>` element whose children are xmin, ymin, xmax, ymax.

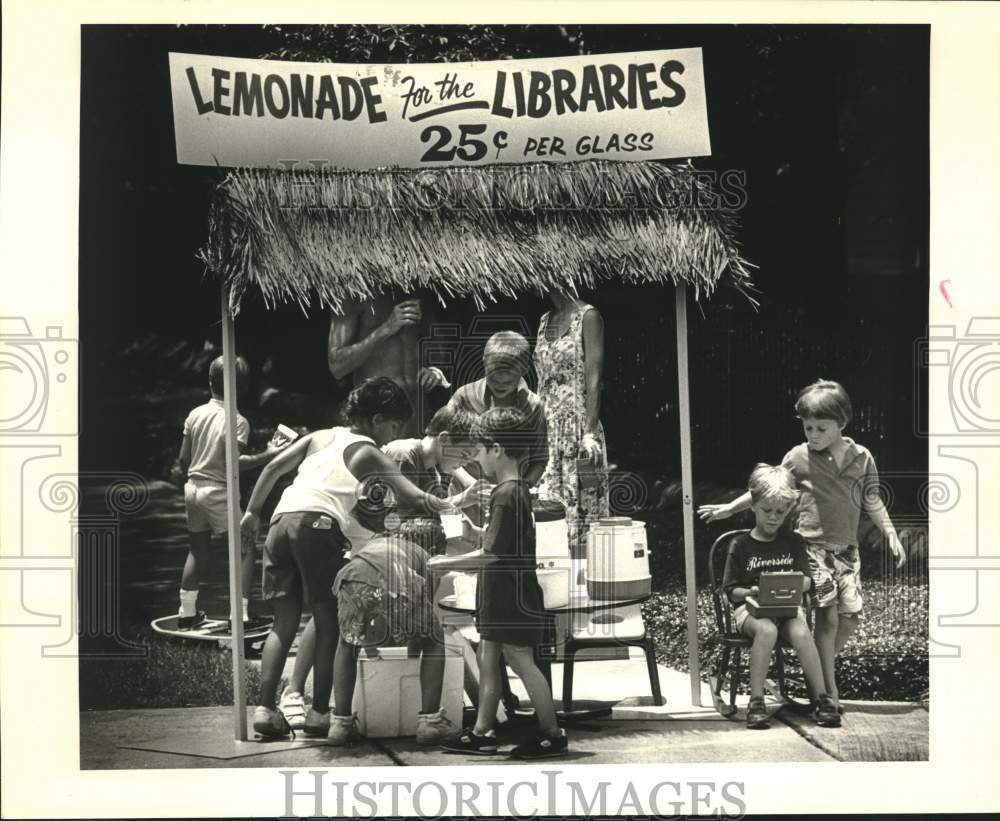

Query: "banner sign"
<box><xmin>169</xmin><ymin>49</ymin><xmax>710</xmax><ymax>169</ymax></box>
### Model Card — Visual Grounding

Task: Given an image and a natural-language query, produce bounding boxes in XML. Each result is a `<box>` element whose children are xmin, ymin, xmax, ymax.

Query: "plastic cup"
<box><xmin>440</xmin><ymin>511</ymin><xmax>464</xmax><ymax>540</ymax></box>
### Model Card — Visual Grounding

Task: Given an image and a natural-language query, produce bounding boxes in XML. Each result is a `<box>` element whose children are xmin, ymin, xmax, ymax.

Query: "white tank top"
<box><xmin>271</xmin><ymin>427</ymin><xmax>376</xmax><ymax>550</ymax></box>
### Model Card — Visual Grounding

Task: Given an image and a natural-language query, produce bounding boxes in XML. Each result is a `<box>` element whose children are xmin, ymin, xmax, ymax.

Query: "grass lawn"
<box><xmin>80</xmin><ymin>623</ymin><xmax>265</xmax><ymax>711</ymax></box>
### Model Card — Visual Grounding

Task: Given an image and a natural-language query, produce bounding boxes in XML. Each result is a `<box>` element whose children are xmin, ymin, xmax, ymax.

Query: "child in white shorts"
<box><xmin>176</xmin><ymin>355</ymin><xmax>287</xmax><ymax>628</ymax></box>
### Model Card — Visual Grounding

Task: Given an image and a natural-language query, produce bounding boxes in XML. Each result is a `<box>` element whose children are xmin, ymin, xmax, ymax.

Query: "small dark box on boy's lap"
<box><xmin>746</xmin><ymin>571</ymin><xmax>807</xmax><ymax>619</ymax></box>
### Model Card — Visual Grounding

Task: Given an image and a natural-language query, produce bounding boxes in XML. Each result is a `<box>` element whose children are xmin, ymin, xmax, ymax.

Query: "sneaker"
<box><xmin>510</xmin><ymin>729</ymin><xmax>568</xmax><ymax>760</ymax></box>
<box><xmin>746</xmin><ymin>696</ymin><xmax>770</xmax><ymax>730</ymax></box>
<box><xmin>253</xmin><ymin>705</ymin><xmax>293</xmax><ymax>739</ymax></box>
<box><xmin>329</xmin><ymin>713</ymin><xmax>358</xmax><ymax>747</ymax></box>
<box><xmin>440</xmin><ymin>728</ymin><xmax>499</xmax><ymax>755</ymax></box>
<box><xmin>177</xmin><ymin>611</ymin><xmax>207</xmax><ymax>630</ymax></box>
<box><xmin>303</xmin><ymin>707</ymin><xmax>331</xmax><ymax>738</ymax></box>
<box><xmin>812</xmin><ymin>694</ymin><xmax>842</xmax><ymax>728</ymax></box>
<box><xmin>278</xmin><ymin>688</ymin><xmax>307</xmax><ymax>730</ymax></box>
<box><xmin>416</xmin><ymin>709</ymin><xmax>457</xmax><ymax>745</ymax></box>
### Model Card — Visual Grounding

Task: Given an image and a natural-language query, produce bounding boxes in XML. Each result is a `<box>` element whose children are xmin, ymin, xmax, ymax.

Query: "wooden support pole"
<box><xmin>675</xmin><ymin>283</ymin><xmax>702</xmax><ymax>707</ymax></box>
<box><xmin>221</xmin><ymin>285</ymin><xmax>248</xmax><ymax>740</ymax></box>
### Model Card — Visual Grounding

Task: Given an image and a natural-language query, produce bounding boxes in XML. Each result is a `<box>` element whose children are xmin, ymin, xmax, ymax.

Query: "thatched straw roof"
<box><xmin>199</xmin><ymin>160</ymin><xmax>755</xmax><ymax>314</ymax></box>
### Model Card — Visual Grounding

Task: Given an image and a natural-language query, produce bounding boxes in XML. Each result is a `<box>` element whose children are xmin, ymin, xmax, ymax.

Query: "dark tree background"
<box><xmin>80</xmin><ymin>24</ymin><xmax>928</xmax><ymax>511</ymax></box>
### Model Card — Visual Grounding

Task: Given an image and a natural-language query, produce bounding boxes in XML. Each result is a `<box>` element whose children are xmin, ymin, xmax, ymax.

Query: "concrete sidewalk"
<box><xmin>79</xmin><ymin>657</ymin><xmax>927</xmax><ymax>769</ymax></box>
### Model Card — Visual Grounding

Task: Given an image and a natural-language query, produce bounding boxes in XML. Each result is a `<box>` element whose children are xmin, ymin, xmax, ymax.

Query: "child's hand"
<box><xmin>888</xmin><ymin>532</ymin><xmax>907</xmax><ymax>568</ymax></box>
<box><xmin>418</xmin><ymin>366</ymin><xmax>451</xmax><ymax>391</ymax></box>
<box><xmin>749</xmin><ymin>585</ymin><xmax>760</xmax><ymax>598</ymax></box>
<box><xmin>459</xmin><ymin>479</ymin><xmax>493</xmax><ymax>509</ymax></box>
<box><xmin>264</xmin><ymin>439</ymin><xmax>292</xmax><ymax>457</ymax></box>
<box><xmin>168</xmin><ymin>460</ymin><xmax>186</xmax><ymax>491</ymax></box>
<box><xmin>898</xmin><ymin>527</ymin><xmax>927</xmax><ymax>562</ymax></box>
<box><xmin>698</xmin><ymin>503</ymin><xmax>733</xmax><ymax>523</ymax></box>
<box><xmin>240</xmin><ymin>511</ymin><xmax>260</xmax><ymax>543</ymax></box>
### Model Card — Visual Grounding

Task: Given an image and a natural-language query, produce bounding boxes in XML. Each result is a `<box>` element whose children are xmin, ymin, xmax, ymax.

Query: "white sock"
<box><xmin>179</xmin><ymin>588</ymin><xmax>198</xmax><ymax>617</ymax></box>
<box><xmin>241</xmin><ymin>597</ymin><xmax>250</xmax><ymax>621</ymax></box>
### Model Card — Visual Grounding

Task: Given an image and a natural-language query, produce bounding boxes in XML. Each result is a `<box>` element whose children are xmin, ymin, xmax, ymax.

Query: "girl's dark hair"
<box><xmin>343</xmin><ymin>376</ymin><xmax>412</xmax><ymax>424</ymax></box>
<box><xmin>471</xmin><ymin>406</ymin><xmax>531</xmax><ymax>461</ymax></box>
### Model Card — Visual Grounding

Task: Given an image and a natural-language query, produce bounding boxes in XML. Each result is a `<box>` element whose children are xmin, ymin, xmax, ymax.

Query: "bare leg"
<box><xmin>289</xmin><ymin>617</ymin><xmax>316</xmax><ymax>694</ymax></box>
<box><xmin>780</xmin><ymin>618</ymin><xmax>825</xmax><ymax>700</ymax></box>
<box><xmin>309</xmin><ymin>601</ymin><xmax>339</xmax><ymax>714</ymax></box>
<box><xmin>503</xmin><ymin>644</ymin><xmax>559</xmax><ymax>737</ymax></box>
<box><xmin>834</xmin><ymin>611</ymin><xmax>860</xmax><ymax>655</ymax></box>
<box><xmin>473</xmin><ymin>640</ymin><xmax>504</xmax><ymax>736</ymax></box>
<box><xmin>417</xmin><ymin>635</ymin><xmax>446</xmax><ymax>714</ymax></box>
<box><xmin>240</xmin><ymin>542</ymin><xmax>256</xmax><ymax>601</ymax></box>
<box><xmin>260</xmin><ymin>594</ymin><xmax>302</xmax><ymax>709</ymax></box>
<box><xmin>180</xmin><ymin>531</ymin><xmax>211</xmax><ymax>591</ymax></box>
<box><xmin>333</xmin><ymin>637</ymin><xmax>360</xmax><ymax>716</ymax></box>
<box><xmin>813</xmin><ymin>605</ymin><xmax>840</xmax><ymax>705</ymax></box>
<box><xmin>742</xmin><ymin>616</ymin><xmax>778</xmax><ymax>699</ymax></box>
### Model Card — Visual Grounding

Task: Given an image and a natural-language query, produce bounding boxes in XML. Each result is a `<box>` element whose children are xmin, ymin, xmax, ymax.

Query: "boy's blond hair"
<box><xmin>748</xmin><ymin>463</ymin><xmax>799</xmax><ymax>507</ymax></box>
<box><xmin>483</xmin><ymin>331</ymin><xmax>531</xmax><ymax>375</ymax></box>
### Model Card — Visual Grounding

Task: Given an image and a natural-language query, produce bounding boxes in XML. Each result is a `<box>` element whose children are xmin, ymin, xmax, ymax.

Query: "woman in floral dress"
<box><xmin>533</xmin><ymin>290</ymin><xmax>610</xmax><ymax>558</ymax></box>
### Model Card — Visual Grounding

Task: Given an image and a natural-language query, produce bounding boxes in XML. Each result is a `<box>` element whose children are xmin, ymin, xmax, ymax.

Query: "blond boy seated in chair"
<box><xmin>721</xmin><ymin>464</ymin><xmax>841</xmax><ymax>730</ymax></box>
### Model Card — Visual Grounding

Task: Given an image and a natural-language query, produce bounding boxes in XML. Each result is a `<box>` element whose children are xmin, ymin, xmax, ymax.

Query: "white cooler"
<box><xmin>351</xmin><ymin>645</ymin><xmax>464</xmax><ymax>738</ymax></box>
<box><xmin>452</xmin><ymin>571</ymin><xmax>478</xmax><ymax>610</ymax></box>
<box><xmin>533</xmin><ymin>499</ymin><xmax>570</xmax><ymax>560</ymax></box>
<box><xmin>533</xmin><ymin>499</ymin><xmax>571</xmax><ymax>609</ymax></box>
<box><xmin>585</xmin><ymin>516</ymin><xmax>652</xmax><ymax>601</ymax></box>
<box><xmin>536</xmin><ymin>559</ymin><xmax>573</xmax><ymax>609</ymax></box>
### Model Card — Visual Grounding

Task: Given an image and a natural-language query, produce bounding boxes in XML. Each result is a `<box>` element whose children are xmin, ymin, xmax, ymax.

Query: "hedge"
<box><xmin>641</xmin><ymin>579</ymin><xmax>928</xmax><ymax>702</ymax></box>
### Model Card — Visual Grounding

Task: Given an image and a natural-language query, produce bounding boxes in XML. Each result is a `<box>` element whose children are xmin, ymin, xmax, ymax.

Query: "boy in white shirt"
<box><xmin>176</xmin><ymin>355</ymin><xmax>287</xmax><ymax>628</ymax></box>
